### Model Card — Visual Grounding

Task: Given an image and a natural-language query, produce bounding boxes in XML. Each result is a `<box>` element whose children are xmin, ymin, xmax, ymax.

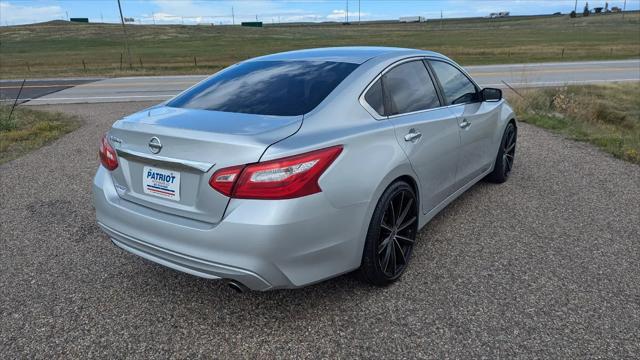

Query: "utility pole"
<box><xmin>117</xmin><ymin>0</ymin><xmax>133</xmax><ymax>69</ymax></box>
<box><xmin>358</xmin><ymin>0</ymin><xmax>361</xmax><ymax>24</ymax></box>
<box><xmin>574</xmin><ymin>0</ymin><xmax>578</xmax><ymax>13</ymax></box>
<box><xmin>440</xmin><ymin>10</ymin><xmax>443</xmax><ymax>29</ymax></box>
<box><xmin>100</xmin><ymin>12</ymin><xmax>104</xmax><ymax>23</ymax></box>
<box><xmin>346</xmin><ymin>0</ymin><xmax>349</xmax><ymax>23</ymax></box>
<box><xmin>623</xmin><ymin>0</ymin><xmax>627</xmax><ymax>18</ymax></box>
<box><xmin>232</xmin><ymin>6</ymin><xmax>235</xmax><ymax>25</ymax></box>
<box><xmin>66</xmin><ymin>11</ymin><xmax>69</xmax><ymax>21</ymax></box>
<box><xmin>152</xmin><ymin>12</ymin><xmax>156</xmax><ymax>25</ymax></box>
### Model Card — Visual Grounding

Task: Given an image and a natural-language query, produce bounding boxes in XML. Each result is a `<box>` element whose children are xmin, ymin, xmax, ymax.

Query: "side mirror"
<box><xmin>481</xmin><ymin>88</ymin><xmax>502</xmax><ymax>102</ymax></box>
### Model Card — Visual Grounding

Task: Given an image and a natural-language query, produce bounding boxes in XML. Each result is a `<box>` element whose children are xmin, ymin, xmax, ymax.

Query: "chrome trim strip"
<box><xmin>116</xmin><ymin>148</ymin><xmax>215</xmax><ymax>173</ymax></box>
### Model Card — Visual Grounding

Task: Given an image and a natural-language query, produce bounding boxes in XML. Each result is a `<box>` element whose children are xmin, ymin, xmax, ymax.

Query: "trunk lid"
<box><xmin>107</xmin><ymin>106</ymin><xmax>302</xmax><ymax>224</ymax></box>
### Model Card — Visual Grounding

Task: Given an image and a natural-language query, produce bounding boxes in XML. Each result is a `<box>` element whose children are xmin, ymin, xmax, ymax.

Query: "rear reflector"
<box><xmin>209</xmin><ymin>145</ymin><xmax>343</xmax><ymax>199</ymax></box>
<box><xmin>99</xmin><ymin>134</ymin><xmax>119</xmax><ymax>171</ymax></box>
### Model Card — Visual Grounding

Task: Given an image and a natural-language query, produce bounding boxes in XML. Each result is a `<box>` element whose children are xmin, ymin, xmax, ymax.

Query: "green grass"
<box><xmin>0</xmin><ymin>105</ymin><xmax>82</xmax><ymax>164</ymax></box>
<box><xmin>1</xmin><ymin>12</ymin><xmax>639</xmax><ymax>78</ymax></box>
<box><xmin>507</xmin><ymin>83</ymin><xmax>640</xmax><ymax>164</ymax></box>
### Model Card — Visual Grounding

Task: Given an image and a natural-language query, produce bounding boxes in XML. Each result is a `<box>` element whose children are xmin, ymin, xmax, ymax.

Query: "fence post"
<box><xmin>120</xmin><ymin>53</ymin><xmax>123</xmax><ymax>71</ymax></box>
<box><xmin>561</xmin><ymin>48</ymin><xmax>565</xmax><ymax>58</ymax></box>
<box><xmin>139</xmin><ymin>57</ymin><xmax>143</xmax><ymax>68</ymax></box>
<box><xmin>194</xmin><ymin>56</ymin><xmax>197</xmax><ymax>67</ymax></box>
<box><xmin>26</xmin><ymin>62</ymin><xmax>31</xmax><ymax>72</ymax></box>
<box><xmin>82</xmin><ymin>59</ymin><xmax>87</xmax><ymax>71</ymax></box>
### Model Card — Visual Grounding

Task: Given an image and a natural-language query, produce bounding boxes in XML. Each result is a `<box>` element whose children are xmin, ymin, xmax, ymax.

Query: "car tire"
<box><xmin>359</xmin><ymin>180</ymin><xmax>418</xmax><ymax>286</ymax></box>
<box><xmin>486</xmin><ymin>122</ymin><xmax>517</xmax><ymax>183</ymax></box>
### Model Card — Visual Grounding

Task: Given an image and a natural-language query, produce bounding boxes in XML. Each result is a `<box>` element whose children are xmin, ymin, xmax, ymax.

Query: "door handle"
<box><xmin>404</xmin><ymin>129</ymin><xmax>422</xmax><ymax>142</ymax></box>
<box><xmin>460</xmin><ymin>119</ymin><xmax>471</xmax><ymax>129</ymax></box>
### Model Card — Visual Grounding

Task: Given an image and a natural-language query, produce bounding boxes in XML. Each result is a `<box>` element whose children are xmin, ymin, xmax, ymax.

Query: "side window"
<box><xmin>364</xmin><ymin>79</ymin><xmax>385</xmax><ymax>116</ymax></box>
<box><xmin>382</xmin><ymin>61</ymin><xmax>441</xmax><ymax>116</ymax></box>
<box><xmin>429</xmin><ymin>61</ymin><xmax>478</xmax><ymax>105</ymax></box>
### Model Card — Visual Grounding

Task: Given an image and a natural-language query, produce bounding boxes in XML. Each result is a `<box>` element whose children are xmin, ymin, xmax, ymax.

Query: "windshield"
<box><xmin>167</xmin><ymin>60</ymin><xmax>359</xmax><ymax>116</ymax></box>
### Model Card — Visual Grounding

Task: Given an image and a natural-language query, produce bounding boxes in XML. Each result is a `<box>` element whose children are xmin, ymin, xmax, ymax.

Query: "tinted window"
<box><xmin>382</xmin><ymin>61</ymin><xmax>440</xmax><ymax>116</ymax></box>
<box><xmin>168</xmin><ymin>61</ymin><xmax>358</xmax><ymax>116</ymax></box>
<box><xmin>364</xmin><ymin>79</ymin><xmax>384</xmax><ymax>116</ymax></box>
<box><xmin>429</xmin><ymin>61</ymin><xmax>478</xmax><ymax>105</ymax></box>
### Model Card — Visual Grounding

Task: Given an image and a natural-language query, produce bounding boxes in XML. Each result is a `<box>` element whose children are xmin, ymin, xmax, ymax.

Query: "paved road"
<box><xmin>7</xmin><ymin>59</ymin><xmax>640</xmax><ymax>105</ymax></box>
<box><xmin>0</xmin><ymin>79</ymin><xmax>100</xmax><ymax>105</ymax></box>
<box><xmin>1</xmin><ymin>102</ymin><xmax>638</xmax><ymax>358</ymax></box>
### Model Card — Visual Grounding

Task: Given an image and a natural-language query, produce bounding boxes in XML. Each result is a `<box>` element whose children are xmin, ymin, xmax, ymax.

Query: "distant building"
<box><xmin>611</xmin><ymin>6</ymin><xmax>622</xmax><ymax>12</ymax></box>
<box><xmin>241</xmin><ymin>21</ymin><xmax>262</xmax><ymax>27</ymax></box>
<box><xmin>399</xmin><ymin>16</ymin><xmax>426</xmax><ymax>23</ymax></box>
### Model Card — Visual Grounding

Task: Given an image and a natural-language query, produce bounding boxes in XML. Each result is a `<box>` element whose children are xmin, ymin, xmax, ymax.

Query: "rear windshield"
<box><xmin>167</xmin><ymin>60</ymin><xmax>359</xmax><ymax>116</ymax></box>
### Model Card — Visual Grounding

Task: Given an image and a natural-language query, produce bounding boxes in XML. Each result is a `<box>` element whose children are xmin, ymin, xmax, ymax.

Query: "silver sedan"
<box><xmin>93</xmin><ymin>47</ymin><xmax>517</xmax><ymax>291</ymax></box>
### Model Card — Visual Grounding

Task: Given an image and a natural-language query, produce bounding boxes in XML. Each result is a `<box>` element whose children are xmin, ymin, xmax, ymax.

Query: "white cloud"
<box><xmin>0</xmin><ymin>1</ymin><xmax>65</xmax><ymax>25</ymax></box>
<box><xmin>326</xmin><ymin>9</ymin><xmax>370</xmax><ymax>21</ymax></box>
<box><xmin>148</xmin><ymin>0</ymin><xmax>321</xmax><ymax>24</ymax></box>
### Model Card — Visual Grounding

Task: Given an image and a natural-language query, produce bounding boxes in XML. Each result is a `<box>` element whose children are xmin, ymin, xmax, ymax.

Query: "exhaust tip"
<box><xmin>225</xmin><ymin>280</ymin><xmax>248</xmax><ymax>293</ymax></box>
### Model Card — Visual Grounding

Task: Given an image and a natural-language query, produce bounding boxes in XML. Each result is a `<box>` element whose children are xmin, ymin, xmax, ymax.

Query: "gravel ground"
<box><xmin>1</xmin><ymin>102</ymin><xmax>639</xmax><ymax>358</ymax></box>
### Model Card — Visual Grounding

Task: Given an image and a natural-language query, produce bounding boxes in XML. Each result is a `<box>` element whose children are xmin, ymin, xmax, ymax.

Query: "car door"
<box><xmin>428</xmin><ymin>59</ymin><xmax>502</xmax><ymax>187</ymax></box>
<box><xmin>368</xmin><ymin>59</ymin><xmax>461</xmax><ymax>214</ymax></box>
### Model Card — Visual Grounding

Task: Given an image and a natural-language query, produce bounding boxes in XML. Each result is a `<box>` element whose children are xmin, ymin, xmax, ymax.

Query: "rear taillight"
<box><xmin>99</xmin><ymin>134</ymin><xmax>119</xmax><ymax>171</ymax></box>
<box><xmin>209</xmin><ymin>145</ymin><xmax>343</xmax><ymax>200</ymax></box>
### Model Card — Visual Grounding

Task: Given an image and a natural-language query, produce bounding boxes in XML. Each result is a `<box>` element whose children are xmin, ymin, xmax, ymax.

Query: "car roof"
<box><xmin>248</xmin><ymin>46</ymin><xmax>443</xmax><ymax>64</ymax></box>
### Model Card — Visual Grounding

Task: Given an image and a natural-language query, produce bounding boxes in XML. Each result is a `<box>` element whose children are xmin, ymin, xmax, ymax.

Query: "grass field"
<box><xmin>508</xmin><ymin>83</ymin><xmax>640</xmax><ymax>164</ymax></box>
<box><xmin>1</xmin><ymin>12</ymin><xmax>639</xmax><ymax>78</ymax></box>
<box><xmin>0</xmin><ymin>105</ymin><xmax>81</xmax><ymax>164</ymax></box>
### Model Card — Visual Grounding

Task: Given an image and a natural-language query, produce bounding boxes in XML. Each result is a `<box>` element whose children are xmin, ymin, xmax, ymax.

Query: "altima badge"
<box><xmin>148</xmin><ymin>137</ymin><xmax>162</xmax><ymax>154</ymax></box>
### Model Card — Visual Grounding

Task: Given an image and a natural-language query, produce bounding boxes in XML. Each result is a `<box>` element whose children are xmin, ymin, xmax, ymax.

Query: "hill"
<box><xmin>1</xmin><ymin>12</ymin><xmax>639</xmax><ymax>78</ymax></box>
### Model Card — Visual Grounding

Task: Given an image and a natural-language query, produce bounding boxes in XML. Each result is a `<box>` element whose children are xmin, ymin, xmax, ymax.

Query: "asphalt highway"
<box><xmin>0</xmin><ymin>78</ymin><xmax>99</xmax><ymax>105</ymax></box>
<box><xmin>2</xmin><ymin>59</ymin><xmax>638</xmax><ymax>105</ymax></box>
<box><xmin>1</xmin><ymin>101</ymin><xmax>638</xmax><ymax>358</ymax></box>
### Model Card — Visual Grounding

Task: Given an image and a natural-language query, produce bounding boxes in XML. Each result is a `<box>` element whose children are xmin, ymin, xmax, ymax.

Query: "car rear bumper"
<box><xmin>92</xmin><ymin>166</ymin><xmax>369</xmax><ymax>290</ymax></box>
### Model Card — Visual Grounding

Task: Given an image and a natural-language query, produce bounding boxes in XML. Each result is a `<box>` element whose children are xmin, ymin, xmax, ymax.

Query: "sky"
<box><xmin>1</xmin><ymin>0</ymin><xmax>638</xmax><ymax>26</ymax></box>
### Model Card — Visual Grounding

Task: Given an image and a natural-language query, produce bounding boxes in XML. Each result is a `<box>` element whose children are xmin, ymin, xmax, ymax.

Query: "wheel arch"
<box><xmin>356</xmin><ymin>164</ymin><xmax>421</xmax><ymax>251</ymax></box>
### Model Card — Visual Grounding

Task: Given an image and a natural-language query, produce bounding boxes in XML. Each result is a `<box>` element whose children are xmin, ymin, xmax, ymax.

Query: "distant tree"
<box><xmin>604</xmin><ymin>2</ymin><xmax>609</xmax><ymax>12</ymax></box>
<box><xmin>583</xmin><ymin>2</ymin><xmax>590</xmax><ymax>17</ymax></box>
<box><xmin>570</xmin><ymin>10</ymin><xmax>577</xmax><ymax>18</ymax></box>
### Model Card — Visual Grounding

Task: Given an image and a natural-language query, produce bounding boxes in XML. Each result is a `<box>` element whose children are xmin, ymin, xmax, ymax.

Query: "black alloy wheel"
<box><xmin>360</xmin><ymin>181</ymin><xmax>418</xmax><ymax>285</ymax></box>
<box><xmin>486</xmin><ymin>122</ymin><xmax>517</xmax><ymax>183</ymax></box>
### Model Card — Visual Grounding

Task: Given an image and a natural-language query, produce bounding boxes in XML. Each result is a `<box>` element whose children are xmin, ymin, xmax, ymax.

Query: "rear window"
<box><xmin>168</xmin><ymin>60</ymin><xmax>359</xmax><ymax>116</ymax></box>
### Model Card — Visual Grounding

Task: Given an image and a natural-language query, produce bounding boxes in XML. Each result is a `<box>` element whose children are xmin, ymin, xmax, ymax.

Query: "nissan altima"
<box><xmin>93</xmin><ymin>47</ymin><xmax>517</xmax><ymax>291</ymax></box>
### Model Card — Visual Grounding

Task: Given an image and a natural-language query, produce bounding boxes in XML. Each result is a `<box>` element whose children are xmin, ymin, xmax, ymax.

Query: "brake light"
<box><xmin>209</xmin><ymin>145</ymin><xmax>343</xmax><ymax>199</ymax></box>
<box><xmin>99</xmin><ymin>134</ymin><xmax>119</xmax><ymax>171</ymax></box>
